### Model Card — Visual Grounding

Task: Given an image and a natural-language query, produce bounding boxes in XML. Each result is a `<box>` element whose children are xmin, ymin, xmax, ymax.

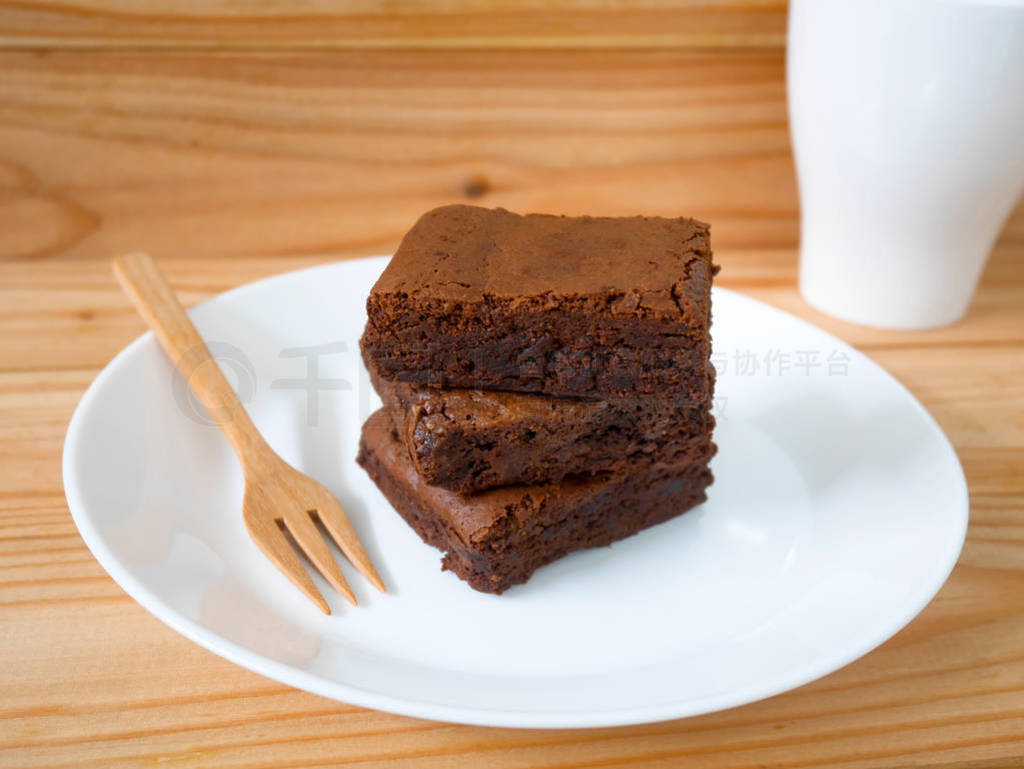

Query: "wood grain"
<box><xmin>2</xmin><ymin>22</ymin><xmax>1024</xmax><ymax>769</ymax></box>
<box><xmin>0</xmin><ymin>1</ymin><xmax>787</xmax><ymax>50</ymax></box>
<box><xmin>2</xmin><ymin>245</ymin><xmax>1023</xmax><ymax>768</ymax></box>
<box><xmin>0</xmin><ymin>48</ymin><xmax>796</xmax><ymax>261</ymax></box>
<box><xmin>1</xmin><ymin>48</ymin><xmax>1020</xmax><ymax>264</ymax></box>
<box><xmin>112</xmin><ymin>251</ymin><xmax>381</xmax><ymax>611</ymax></box>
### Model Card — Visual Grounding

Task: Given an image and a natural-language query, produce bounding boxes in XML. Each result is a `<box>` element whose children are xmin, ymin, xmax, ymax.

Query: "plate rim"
<box><xmin>62</xmin><ymin>257</ymin><xmax>969</xmax><ymax>728</ymax></box>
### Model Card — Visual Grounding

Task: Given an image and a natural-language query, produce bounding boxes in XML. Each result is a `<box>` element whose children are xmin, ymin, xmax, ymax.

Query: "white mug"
<box><xmin>788</xmin><ymin>0</ymin><xmax>1024</xmax><ymax>329</ymax></box>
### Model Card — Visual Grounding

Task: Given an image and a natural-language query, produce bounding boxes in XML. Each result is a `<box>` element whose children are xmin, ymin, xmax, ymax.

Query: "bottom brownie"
<box><xmin>357</xmin><ymin>409</ymin><xmax>713</xmax><ymax>594</ymax></box>
<box><xmin>372</xmin><ymin>370</ymin><xmax>715</xmax><ymax>494</ymax></box>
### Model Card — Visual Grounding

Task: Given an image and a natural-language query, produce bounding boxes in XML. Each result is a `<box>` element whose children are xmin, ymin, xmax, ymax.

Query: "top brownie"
<box><xmin>361</xmin><ymin>204</ymin><xmax>715</xmax><ymax>398</ymax></box>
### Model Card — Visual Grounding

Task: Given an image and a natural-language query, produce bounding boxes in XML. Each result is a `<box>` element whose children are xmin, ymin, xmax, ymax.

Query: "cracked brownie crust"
<box><xmin>360</xmin><ymin>204</ymin><xmax>716</xmax><ymax>399</ymax></box>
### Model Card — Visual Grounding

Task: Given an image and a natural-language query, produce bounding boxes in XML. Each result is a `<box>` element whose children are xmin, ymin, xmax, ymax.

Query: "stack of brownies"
<box><xmin>358</xmin><ymin>204</ymin><xmax>717</xmax><ymax>594</ymax></box>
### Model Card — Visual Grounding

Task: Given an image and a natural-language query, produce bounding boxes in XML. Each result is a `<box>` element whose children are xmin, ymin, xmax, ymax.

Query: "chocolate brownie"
<box><xmin>360</xmin><ymin>205</ymin><xmax>715</xmax><ymax>400</ymax></box>
<box><xmin>357</xmin><ymin>409</ymin><xmax>713</xmax><ymax>594</ymax></box>
<box><xmin>372</xmin><ymin>369</ymin><xmax>716</xmax><ymax>494</ymax></box>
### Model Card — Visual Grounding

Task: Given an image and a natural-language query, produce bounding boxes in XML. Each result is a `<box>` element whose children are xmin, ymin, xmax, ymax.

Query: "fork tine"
<box><xmin>249</xmin><ymin>521</ymin><xmax>330</xmax><ymax>614</ymax></box>
<box><xmin>282</xmin><ymin>510</ymin><xmax>358</xmax><ymax>606</ymax></box>
<box><xmin>314</xmin><ymin>498</ymin><xmax>386</xmax><ymax>594</ymax></box>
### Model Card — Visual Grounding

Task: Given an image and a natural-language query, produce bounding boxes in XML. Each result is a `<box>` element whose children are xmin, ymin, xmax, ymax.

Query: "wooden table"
<box><xmin>2</xmin><ymin>3</ymin><xmax>1023</xmax><ymax>767</ymax></box>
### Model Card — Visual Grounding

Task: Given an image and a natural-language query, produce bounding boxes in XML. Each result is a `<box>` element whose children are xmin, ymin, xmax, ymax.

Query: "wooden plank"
<box><xmin>1</xmin><ymin>525</ymin><xmax>1023</xmax><ymax>768</ymax></box>
<box><xmin>0</xmin><ymin>1</ymin><xmax>788</xmax><ymax>51</ymax></box>
<box><xmin>2</xmin><ymin>49</ymin><xmax>1019</xmax><ymax>266</ymax></box>
<box><xmin>0</xmin><ymin>49</ymin><xmax>795</xmax><ymax>261</ymax></box>
<box><xmin>2</xmin><ymin>247</ymin><xmax>1022</xmax><ymax>767</ymax></box>
<box><xmin>3</xmin><ymin>269</ymin><xmax>1024</xmax><ymax>767</ymax></box>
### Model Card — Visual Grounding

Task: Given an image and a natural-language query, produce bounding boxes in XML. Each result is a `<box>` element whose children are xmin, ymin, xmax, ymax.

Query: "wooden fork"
<box><xmin>113</xmin><ymin>252</ymin><xmax>384</xmax><ymax>614</ymax></box>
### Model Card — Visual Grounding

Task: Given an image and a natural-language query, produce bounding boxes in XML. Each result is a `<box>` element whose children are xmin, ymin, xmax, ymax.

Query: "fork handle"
<box><xmin>113</xmin><ymin>252</ymin><xmax>270</xmax><ymax>466</ymax></box>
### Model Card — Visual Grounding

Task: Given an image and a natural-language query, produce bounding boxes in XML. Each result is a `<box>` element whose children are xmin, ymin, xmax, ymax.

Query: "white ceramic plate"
<box><xmin>63</xmin><ymin>257</ymin><xmax>967</xmax><ymax>728</ymax></box>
